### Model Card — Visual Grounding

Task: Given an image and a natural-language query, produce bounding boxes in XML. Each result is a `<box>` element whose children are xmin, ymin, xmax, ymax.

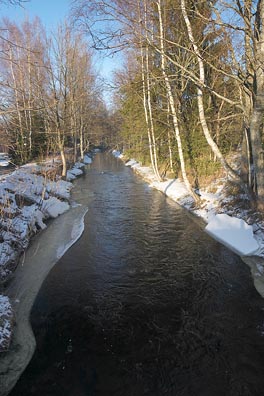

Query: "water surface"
<box><xmin>10</xmin><ymin>153</ymin><xmax>264</xmax><ymax>396</ymax></box>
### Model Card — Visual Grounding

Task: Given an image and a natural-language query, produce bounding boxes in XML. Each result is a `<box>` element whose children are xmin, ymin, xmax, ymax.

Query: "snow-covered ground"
<box><xmin>112</xmin><ymin>150</ymin><xmax>264</xmax><ymax>296</ymax></box>
<box><xmin>0</xmin><ymin>295</ymin><xmax>13</xmax><ymax>352</ymax></box>
<box><xmin>0</xmin><ymin>154</ymin><xmax>92</xmax><ymax>352</ymax></box>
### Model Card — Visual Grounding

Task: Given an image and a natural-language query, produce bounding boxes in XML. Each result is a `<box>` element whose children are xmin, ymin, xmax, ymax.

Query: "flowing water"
<box><xmin>9</xmin><ymin>153</ymin><xmax>264</xmax><ymax>396</ymax></box>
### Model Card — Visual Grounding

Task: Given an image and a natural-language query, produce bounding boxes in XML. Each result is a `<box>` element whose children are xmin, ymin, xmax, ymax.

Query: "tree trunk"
<box><xmin>180</xmin><ymin>0</ymin><xmax>242</xmax><ymax>185</ymax></box>
<box><xmin>139</xmin><ymin>0</ymin><xmax>162</xmax><ymax>181</ymax></box>
<box><xmin>249</xmin><ymin>0</ymin><xmax>264</xmax><ymax>205</ymax></box>
<box><xmin>80</xmin><ymin>119</ymin><xmax>84</xmax><ymax>160</ymax></box>
<box><xmin>156</xmin><ymin>0</ymin><xmax>199</xmax><ymax>202</ymax></box>
<box><xmin>27</xmin><ymin>35</ymin><xmax>33</xmax><ymax>158</ymax></box>
<box><xmin>59</xmin><ymin>139</ymin><xmax>67</xmax><ymax>178</ymax></box>
<box><xmin>145</xmin><ymin>39</ymin><xmax>162</xmax><ymax>181</ymax></box>
<box><xmin>9</xmin><ymin>47</ymin><xmax>24</xmax><ymax>163</ymax></box>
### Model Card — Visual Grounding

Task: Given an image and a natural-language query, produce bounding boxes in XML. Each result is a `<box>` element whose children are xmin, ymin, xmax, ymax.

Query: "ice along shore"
<box><xmin>0</xmin><ymin>154</ymin><xmax>92</xmax><ymax>396</ymax></box>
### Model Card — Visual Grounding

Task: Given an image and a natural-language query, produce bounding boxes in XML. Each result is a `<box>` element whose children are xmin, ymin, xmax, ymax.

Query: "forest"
<box><xmin>1</xmin><ymin>0</ymin><xmax>264</xmax><ymax>208</ymax></box>
<box><xmin>72</xmin><ymin>0</ymin><xmax>264</xmax><ymax>209</ymax></box>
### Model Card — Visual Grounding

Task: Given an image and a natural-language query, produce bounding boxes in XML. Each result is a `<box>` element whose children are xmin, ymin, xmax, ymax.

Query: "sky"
<box><xmin>0</xmin><ymin>0</ymin><xmax>123</xmax><ymax>106</ymax></box>
<box><xmin>0</xmin><ymin>0</ymin><xmax>71</xmax><ymax>30</ymax></box>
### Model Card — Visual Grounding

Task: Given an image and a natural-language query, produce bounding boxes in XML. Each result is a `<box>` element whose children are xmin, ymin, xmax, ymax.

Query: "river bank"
<box><xmin>112</xmin><ymin>150</ymin><xmax>264</xmax><ymax>298</ymax></box>
<box><xmin>8</xmin><ymin>151</ymin><xmax>264</xmax><ymax>396</ymax></box>
<box><xmin>0</xmin><ymin>154</ymin><xmax>92</xmax><ymax>354</ymax></box>
<box><xmin>0</xmin><ymin>204</ymin><xmax>88</xmax><ymax>396</ymax></box>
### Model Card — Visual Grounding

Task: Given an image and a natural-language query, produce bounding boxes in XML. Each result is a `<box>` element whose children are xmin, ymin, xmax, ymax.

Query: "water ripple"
<box><xmin>10</xmin><ymin>153</ymin><xmax>264</xmax><ymax>396</ymax></box>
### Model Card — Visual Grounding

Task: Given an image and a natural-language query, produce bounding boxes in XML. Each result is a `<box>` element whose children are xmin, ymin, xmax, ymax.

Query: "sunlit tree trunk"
<box><xmin>138</xmin><ymin>0</ymin><xmax>162</xmax><ymax>181</ymax></box>
<box><xmin>156</xmin><ymin>0</ymin><xmax>199</xmax><ymax>201</ymax></box>
<box><xmin>180</xmin><ymin>0</ymin><xmax>242</xmax><ymax>184</ymax></box>
<box><xmin>26</xmin><ymin>31</ymin><xmax>33</xmax><ymax>157</ymax></box>
<box><xmin>249</xmin><ymin>0</ymin><xmax>264</xmax><ymax>205</ymax></box>
<box><xmin>145</xmin><ymin>44</ymin><xmax>161</xmax><ymax>180</ymax></box>
<box><xmin>9</xmin><ymin>47</ymin><xmax>24</xmax><ymax>163</ymax></box>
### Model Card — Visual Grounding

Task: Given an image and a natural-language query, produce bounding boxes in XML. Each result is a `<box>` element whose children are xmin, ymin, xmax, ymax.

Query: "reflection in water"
<box><xmin>10</xmin><ymin>153</ymin><xmax>264</xmax><ymax>396</ymax></box>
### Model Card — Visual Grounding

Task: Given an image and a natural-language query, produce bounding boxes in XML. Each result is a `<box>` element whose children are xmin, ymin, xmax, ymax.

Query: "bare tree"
<box><xmin>156</xmin><ymin>0</ymin><xmax>199</xmax><ymax>201</ymax></box>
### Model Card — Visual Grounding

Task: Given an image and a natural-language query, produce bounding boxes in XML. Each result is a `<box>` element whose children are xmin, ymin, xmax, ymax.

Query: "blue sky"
<box><xmin>0</xmin><ymin>0</ymin><xmax>123</xmax><ymax>105</ymax></box>
<box><xmin>0</xmin><ymin>0</ymin><xmax>71</xmax><ymax>30</ymax></box>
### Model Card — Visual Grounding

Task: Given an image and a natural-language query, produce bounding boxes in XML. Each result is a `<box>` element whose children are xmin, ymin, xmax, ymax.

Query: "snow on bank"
<box><xmin>205</xmin><ymin>214</ymin><xmax>260</xmax><ymax>256</ymax></box>
<box><xmin>151</xmin><ymin>179</ymin><xmax>192</xmax><ymax>205</ymax></box>
<box><xmin>83</xmin><ymin>154</ymin><xmax>93</xmax><ymax>164</ymax></box>
<box><xmin>112</xmin><ymin>150</ymin><xmax>123</xmax><ymax>159</ymax></box>
<box><xmin>0</xmin><ymin>204</ymin><xmax>88</xmax><ymax>396</ymax></box>
<box><xmin>0</xmin><ymin>166</ymin><xmax>72</xmax><ymax>283</ymax></box>
<box><xmin>0</xmin><ymin>153</ymin><xmax>93</xmax><ymax>352</ymax></box>
<box><xmin>41</xmin><ymin>197</ymin><xmax>70</xmax><ymax>219</ymax></box>
<box><xmin>114</xmin><ymin>151</ymin><xmax>263</xmax><ymax>259</ymax></box>
<box><xmin>66</xmin><ymin>165</ymin><xmax>83</xmax><ymax>181</ymax></box>
<box><xmin>0</xmin><ymin>295</ymin><xmax>13</xmax><ymax>352</ymax></box>
<box><xmin>66</xmin><ymin>156</ymin><xmax>92</xmax><ymax>181</ymax></box>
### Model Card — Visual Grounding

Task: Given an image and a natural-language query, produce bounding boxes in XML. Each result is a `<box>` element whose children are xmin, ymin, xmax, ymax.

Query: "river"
<box><xmin>7</xmin><ymin>153</ymin><xmax>264</xmax><ymax>396</ymax></box>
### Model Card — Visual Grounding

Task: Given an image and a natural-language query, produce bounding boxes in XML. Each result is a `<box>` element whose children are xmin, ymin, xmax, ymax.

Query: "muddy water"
<box><xmin>9</xmin><ymin>153</ymin><xmax>264</xmax><ymax>396</ymax></box>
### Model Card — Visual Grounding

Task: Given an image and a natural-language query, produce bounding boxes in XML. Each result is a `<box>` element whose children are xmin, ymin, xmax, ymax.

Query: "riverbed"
<box><xmin>5</xmin><ymin>153</ymin><xmax>264</xmax><ymax>396</ymax></box>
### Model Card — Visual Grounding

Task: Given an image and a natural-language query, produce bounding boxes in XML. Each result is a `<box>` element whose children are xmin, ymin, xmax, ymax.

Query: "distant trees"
<box><xmin>0</xmin><ymin>18</ymin><xmax>48</xmax><ymax>163</ymax></box>
<box><xmin>0</xmin><ymin>14</ymin><xmax>112</xmax><ymax>174</ymax></box>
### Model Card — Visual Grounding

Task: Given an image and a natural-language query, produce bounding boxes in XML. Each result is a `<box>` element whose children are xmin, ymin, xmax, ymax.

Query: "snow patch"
<box><xmin>205</xmin><ymin>214</ymin><xmax>259</xmax><ymax>256</ymax></box>
<box><xmin>47</xmin><ymin>179</ymin><xmax>72</xmax><ymax>200</ymax></box>
<box><xmin>152</xmin><ymin>179</ymin><xmax>190</xmax><ymax>202</ymax></box>
<box><xmin>66</xmin><ymin>171</ymin><xmax>77</xmax><ymax>181</ymax></box>
<box><xmin>74</xmin><ymin>162</ymin><xmax>85</xmax><ymax>169</ymax></box>
<box><xmin>112</xmin><ymin>150</ymin><xmax>123</xmax><ymax>159</ymax></box>
<box><xmin>66</xmin><ymin>167</ymin><xmax>83</xmax><ymax>181</ymax></box>
<box><xmin>69</xmin><ymin>167</ymin><xmax>83</xmax><ymax>176</ymax></box>
<box><xmin>41</xmin><ymin>197</ymin><xmax>70</xmax><ymax>218</ymax></box>
<box><xmin>0</xmin><ymin>295</ymin><xmax>13</xmax><ymax>351</ymax></box>
<box><xmin>125</xmin><ymin>159</ymin><xmax>138</xmax><ymax>167</ymax></box>
<box><xmin>83</xmin><ymin>155</ymin><xmax>92</xmax><ymax>164</ymax></box>
<box><xmin>0</xmin><ymin>242</ymin><xmax>17</xmax><ymax>278</ymax></box>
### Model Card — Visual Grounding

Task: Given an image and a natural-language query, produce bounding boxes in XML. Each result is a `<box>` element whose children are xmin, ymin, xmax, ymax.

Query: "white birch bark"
<box><xmin>9</xmin><ymin>47</ymin><xmax>24</xmax><ymax>163</ymax></box>
<box><xmin>156</xmin><ymin>0</ymin><xmax>199</xmax><ymax>201</ymax></box>
<box><xmin>180</xmin><ymin>0</ymin><xmax>241</xmax><ymax>183</ymax></box>
<box><xmin>138</xmin><ymin>0</ymin><xmax>162</xmax><ymax>181</ymax></box>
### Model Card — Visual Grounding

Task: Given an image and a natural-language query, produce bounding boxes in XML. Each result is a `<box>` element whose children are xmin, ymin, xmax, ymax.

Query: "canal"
<box><xmin>9</xmin><ymin>153</ymin><xmax>264</xmax><ymax>396</ymax></box>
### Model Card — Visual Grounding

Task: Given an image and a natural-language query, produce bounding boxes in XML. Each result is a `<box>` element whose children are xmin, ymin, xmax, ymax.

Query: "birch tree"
<box><xmin>0</xmin><ymin>18</ymin><xmax>48</xmax><ymax>163</ymax></box>
<box><xmin>156</xmin><ymin>0</ymin><xmax>199</xmax><ymax>200</ymax></box>
<box><xmin>180</xmin><ymin>0</ymin><xmax>242</xmax><ymax>184</ymax></box>
<box><xmin>138</xmin><ymin>0</ymin><xmax>162</xmax><ymax>181</ymax></box>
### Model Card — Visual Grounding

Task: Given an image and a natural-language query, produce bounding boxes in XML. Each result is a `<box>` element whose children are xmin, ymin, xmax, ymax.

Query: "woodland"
<box><xmin>1</xmin><ymin>0</ymin><xmax>264</xmax><ymax>208</ymax></box>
